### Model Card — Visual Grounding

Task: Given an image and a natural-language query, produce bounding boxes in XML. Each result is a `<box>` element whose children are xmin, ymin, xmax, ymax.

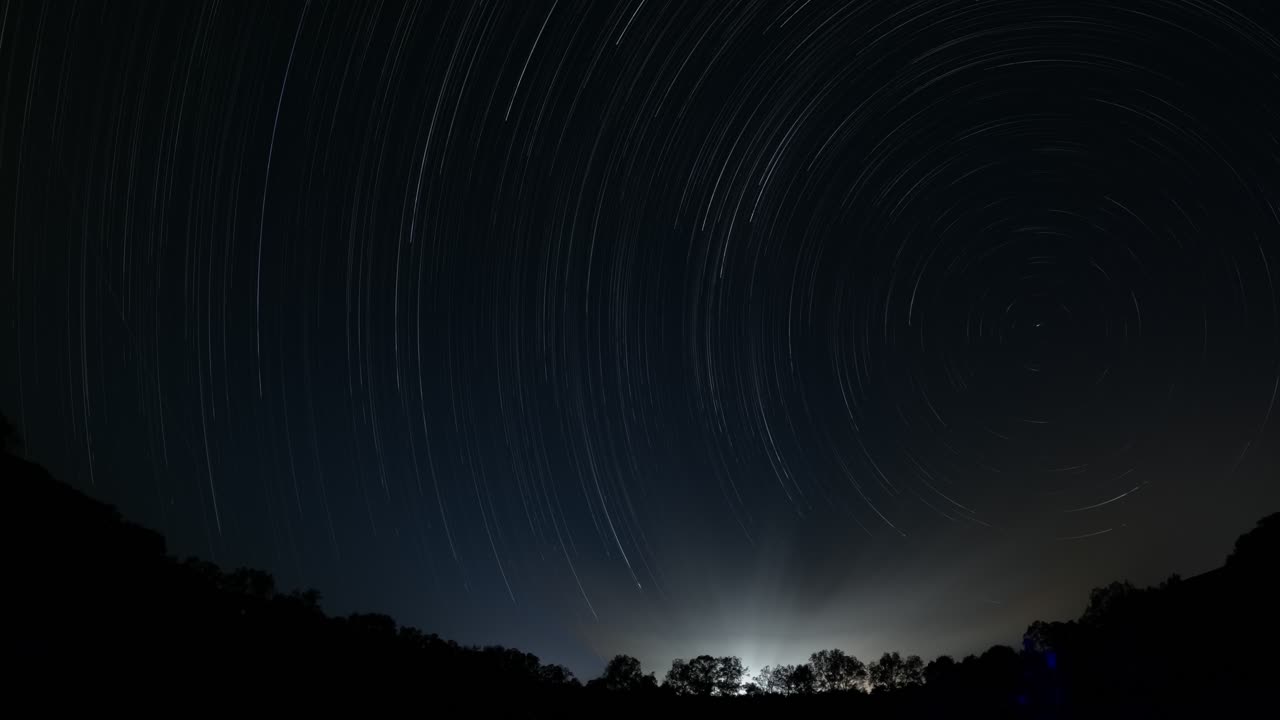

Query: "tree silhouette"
<box><xmin>753</xmin><ymin>662</ymin><xmax>819</xmax><ymax>695</ymax></box>
<box><xmin>664</xmin><ymin>655</ymin><xmax>744</xmax><ymax>696</ymax></box>
<box><xmin>664</xmin><ymin>658</ymin><xmax>696</xmax><ymax>695</ymax></box>
<box><xmin>538</xmin><ymin>663</ymin><xmax>579</xmax><ymax>687</ymax></box>
<box><xmin>713</xmin><ymin>656</ymin><xmax>746</xmax><ymax>696</ymax></box>
<box><xmin>787</xmin><ymin>663</ymin><xmax>817</xmax><ymax>695</ymax></box>
<box><xmin>923</xmin><ymin>654</ymin><xmax>956</xmax><ymax>687</ymax></box>
<box><xmin>589</xmin><ymin>654</ymin><xmax>657</xmax><ymax>692</ymax></box>
<box><xmin>1080</xmin><ymin>580</ymin><xmax>1141</xmax><ymax>627</ymax></box>
<box><xmin>1226</xmin><ymin>512</ymin><xmax>1279</xmax><ymax>571</ymax></box>
<box><xmin>754</xmin><ymin>664</ymin><xmax>788</xmax><ymax>694</ymax></box>
<box><xmin>868</xmin><ymin>651</ymin><xmax>924</xmax><ymax>691</ymax></box>
<box><xmin>809</xmin><ymin>648</ymin><xmax>867</xmax><ymax>692</ymax></box>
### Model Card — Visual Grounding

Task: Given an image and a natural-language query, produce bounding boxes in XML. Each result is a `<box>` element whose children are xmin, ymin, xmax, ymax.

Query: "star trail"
<box><xmin>3</xmin><ymin>0</ymin><xmax>1279</xmax><ymax>678</ymax></box>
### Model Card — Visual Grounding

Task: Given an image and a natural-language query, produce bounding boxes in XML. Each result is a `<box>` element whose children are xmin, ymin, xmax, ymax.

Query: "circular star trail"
<box><xmin>3</xmin><ymin>0</ymin><xmax>1279</xmax><ymax>676</ymax></box>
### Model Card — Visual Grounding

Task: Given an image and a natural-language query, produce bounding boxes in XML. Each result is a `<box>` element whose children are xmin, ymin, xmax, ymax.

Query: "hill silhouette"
<box><xmin>5</xmin><ymin>421</ymin><xmax>1276</xmax><ymax>714</ymax></box>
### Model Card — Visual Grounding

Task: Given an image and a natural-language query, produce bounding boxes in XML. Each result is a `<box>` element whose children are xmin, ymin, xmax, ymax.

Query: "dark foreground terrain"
<box><xmin>5</xmin><ymin>430</ymin><xmax>1276</xmax><ymax>716</ymax></box>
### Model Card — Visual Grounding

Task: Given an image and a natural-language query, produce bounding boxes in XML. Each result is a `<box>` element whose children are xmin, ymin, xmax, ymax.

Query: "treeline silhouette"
<box><xmin>5</xmin><ymin>416</ymin><xmax>1276</xmax><ymax>714</ymax></box>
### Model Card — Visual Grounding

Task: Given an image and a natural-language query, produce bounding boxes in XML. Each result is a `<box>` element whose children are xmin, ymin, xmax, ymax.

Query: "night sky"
<box><xmin>3</xmin><ymin>0</ymin><xmax>1279</xmax><ymax>679</ymax></box>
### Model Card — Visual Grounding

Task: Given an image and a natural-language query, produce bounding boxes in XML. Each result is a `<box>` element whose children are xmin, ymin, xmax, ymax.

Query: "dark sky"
<box><xmin>3</xmin><ymin>0</ymin><xmax>1279</xmax><ymax>679</ymax></box>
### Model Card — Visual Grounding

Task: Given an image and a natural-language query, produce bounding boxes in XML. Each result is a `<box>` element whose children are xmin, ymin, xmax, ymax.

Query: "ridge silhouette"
<box><xmin>5</xmin><ymin>415</ymin><xmax>1275</xmax><ymax>714</ymax></box>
